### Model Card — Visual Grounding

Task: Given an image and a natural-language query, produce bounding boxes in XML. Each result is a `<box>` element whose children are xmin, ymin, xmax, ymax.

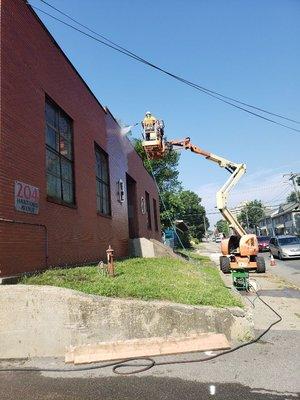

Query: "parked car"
<box><xmin>269</xmin><ymin>235</ymin><xmax>300</xmax><ymax>260</ymax></box>
<box><xmin>257</xmin><ymin>236</ymin><xmax>271</xmax><ymax>252</ymax></box>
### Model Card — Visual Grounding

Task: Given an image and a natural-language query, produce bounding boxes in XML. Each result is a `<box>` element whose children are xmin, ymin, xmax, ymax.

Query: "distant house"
<box><xmin>258</xmin><ymin>209</ymin><xmax>277</xmax><ymax>237</ymax></box>
<box><xmin>272</xmin><ymin>202</ymin><xmax>300</xmax><ymax>236</ymax></box>
<box><xmin>258</xmin><ymin>202</ymin><xmax>300</xmax><ymax>236</ymax></box>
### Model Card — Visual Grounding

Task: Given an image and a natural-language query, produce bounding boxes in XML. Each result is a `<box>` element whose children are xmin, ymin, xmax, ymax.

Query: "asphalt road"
<box><xmin>1</xmin><ymin>329</ymin><xmax>299</xmax><ymax>399</ymax></box>
<box><xmin>1</xmin><ymin>361</ymin><xmax>299</xmax><ymax>400</ymax></box>
<box><xmin>202</xmin><ymin>241</ymin><xmax>300</xmax><ymax>288</ymax></box>
<box><xmin>1</xmin><ymin>243</ymin><xmax>299</xmax><ymax>399</ymax></box>
<box><xmin>260</xmin><ymin>251</ymin><xmax>300</xmax><ymax>287</ymax></box>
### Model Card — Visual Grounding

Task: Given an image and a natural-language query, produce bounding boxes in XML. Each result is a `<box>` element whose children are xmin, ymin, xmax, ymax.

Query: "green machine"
<box><xmin>232</xmin><ymin>270</ymin><xmax>249</xmax><ymax>291</ymax></box>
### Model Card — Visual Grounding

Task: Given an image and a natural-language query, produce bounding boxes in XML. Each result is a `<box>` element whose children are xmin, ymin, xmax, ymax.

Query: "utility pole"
<box><xmin>291</xmin><ymin>173</ymin><xmax>300</xmax><ymax>207</ymax></box>
<box><xmin>284</xmin><ymin>172</ymin><xmax>300</xmax><ymax>207</ymax></box>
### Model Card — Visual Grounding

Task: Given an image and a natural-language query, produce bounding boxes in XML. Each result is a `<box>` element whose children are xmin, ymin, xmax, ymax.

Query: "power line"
<box><xmin>37</xmin><ymin>0</ymin><xmax>300</xmax><ymax>125</ymax></box>
<box><xmin>230</xmin><ymin>182</ymin><xmax>290</xmax><ymax>196</ymax></box>
<box><xmin>181</xmin><ymin>204</ymin><xmax>282</xmax><ymax>218</ymax></box>
<box><xmin>262</xmin><ymin>186</ymin><xmax>292</xmax><ymax>204</ymax></box>
<box><xmin>28</xmin><ymin>1</ymin><xmax>300</xmax><ymax>134</ymax></box>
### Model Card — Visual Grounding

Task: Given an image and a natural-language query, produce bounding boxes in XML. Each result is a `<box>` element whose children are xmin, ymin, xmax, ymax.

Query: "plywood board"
<box><xmin>65</xmin><ymin>333</ymin><xmax>230</xmax><ymax>365</ymax></box>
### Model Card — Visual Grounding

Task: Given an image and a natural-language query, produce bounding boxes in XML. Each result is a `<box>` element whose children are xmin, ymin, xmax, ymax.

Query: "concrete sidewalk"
<box><xmin>198</xmin><ymin>242</ymin><xmax>300</xmax><ymax>332</ymax></box>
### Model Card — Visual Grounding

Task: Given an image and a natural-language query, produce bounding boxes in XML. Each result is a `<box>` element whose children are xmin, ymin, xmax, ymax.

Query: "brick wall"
<box><xmin>0</xmin><ymin>0</ymin><xmax>161</xmax><ymax>277</ymax></box>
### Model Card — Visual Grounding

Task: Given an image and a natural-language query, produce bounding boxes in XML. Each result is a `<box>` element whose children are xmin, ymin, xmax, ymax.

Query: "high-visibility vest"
<box><xmin>143</xmin><ymin>116</ymin><xmax>156</xmax><ymax>127</ymax></box>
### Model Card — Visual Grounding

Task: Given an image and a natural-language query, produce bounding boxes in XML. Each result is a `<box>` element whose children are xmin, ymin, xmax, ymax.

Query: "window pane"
<box><xmin>95</xmin><ymin>149</ymin><xmax>109</xmax><ymax>182</ymax></box>
<box><xmin>45</xmin><ymin>99</ymin><xmax>74</xmax><ymax>205</ymax></box>
<box><xmin>61</xmin><ymin>159</ymin><xmax>72</xmax><ymax>182</ymax></box>
<box><xmin>96</xmin><ymin>180</ymin><xmax>101</xmax><ymax>197</ymax></box>
<box><xmin>45</xmin><ymin>101</ymin><xmax>58</xmax><ymax>128</ymax></box>
<box><xmin>101</xmin><ymin>155</ymin><xmax>108</xmax><ymax>183</ymax></box>
<box><xmin>62</xmin><ymin>181</ymin><xmax>73</xmax><ymax>204</ymax></box>
<box><xmin>103</xmin><ymin>185</ymin><xmax>110</xmax><ymax>214</ymax></box>
<box><xmin>95</xmin><ymin>152</ymin><xmax>102</xmax><ymax>179</ymax></box>
<box><xmin>96</xmin><ymin>182</ymin><xmax>110</xmax><ymax>215</ymax></box>
<box><xmin>46</xmin><ymin>150</ymin><xmax>60</xmax><ymax>176</ymax></box>
<box><xmin>59</xmin><ymin>113</ymin><xmax>71</xmax><ymax>140</ymax></box>
<box><xmin>95</xmin><ymin>147</ymin><xmax>110</xmax><ymax>214</ymax></box>
<box><xmin>47</xmin><ymin>174</ymin><xmax>61</xmax><ymax>199</ymax></box>
<box><xmin>59</xmin><ymin>137</ymin><xmax>72</xmax><ymax>159</ymax></box>
<box><xmin>46</xmin><ymin>125</ymin><xmax>58</xmax><ymax>150</ymax></box>
<box><xmin>96</xmin><ymin>196</ymin><xmax>100</xmax><ymax>212</ymax></box>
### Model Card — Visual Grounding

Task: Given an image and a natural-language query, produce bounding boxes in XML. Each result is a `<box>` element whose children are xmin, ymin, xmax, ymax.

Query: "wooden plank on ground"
<box><xmin>65</xmin><ymin>333</ymin><xmax>230</xmax><ymax>365</ymax></box>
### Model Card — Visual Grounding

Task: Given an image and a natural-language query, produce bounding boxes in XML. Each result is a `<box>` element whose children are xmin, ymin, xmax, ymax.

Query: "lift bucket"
<box><xmin>142</xmin><ymin>139</ymin><xmax>165</xmax><ymax>159</ymax></box>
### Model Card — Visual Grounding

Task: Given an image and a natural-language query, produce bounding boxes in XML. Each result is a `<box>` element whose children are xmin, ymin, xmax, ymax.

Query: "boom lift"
<box><xmin>142</xmin><ymin>132</ymin><xmax>266</xmax><ymax>277</ymax></box>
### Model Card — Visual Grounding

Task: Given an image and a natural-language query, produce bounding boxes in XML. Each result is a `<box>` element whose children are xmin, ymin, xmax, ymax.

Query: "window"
<box><xmin>153</xmin><ymin>198</ymin><xmax>159</xmax><ymax>231</ymax></box>
<box><xmin>278</xmin><ymin>236</ymin><xmax>300</xmax><ymax>245</ymax></box>
<box><xmin>45</xmin><ymin>98</ymin><xmax>74</xmax><ymax>205</ymax></box>
<box><xmin>95</xmin><ymin>145</ymin><xmax>111</xmax><ymax>216</ymax></box>
<box><xmin>145</xmin><ymin>191</ymin><xmax>152</xmax><ymax>230</ymax></box>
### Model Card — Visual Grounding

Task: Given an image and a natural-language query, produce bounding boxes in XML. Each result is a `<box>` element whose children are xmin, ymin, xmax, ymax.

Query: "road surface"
<box><xmin>202</xmin><ymin>241</ymin><xmax>300</xmax><ymax>288</ymax></box>
<box><xmin>1</xmin><ymin>243</ymin><xmax>299</xmax><ymax>399</ymax></box>
<box><xmin>261</xmin><ymin>251</ymin><xmax>300</xmax><ymax>287</ymax></box>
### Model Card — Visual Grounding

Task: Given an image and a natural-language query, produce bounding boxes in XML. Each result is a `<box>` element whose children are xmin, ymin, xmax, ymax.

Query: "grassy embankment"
<box><xmin>21</xmin><ymin>252</ymin><xmax>241</xmax><ymax>308</ymax></box>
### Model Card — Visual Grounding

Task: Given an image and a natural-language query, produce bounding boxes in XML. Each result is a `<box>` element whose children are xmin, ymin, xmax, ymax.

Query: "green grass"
<box><xmin>20</xmin><ymin>256</ymin><xmax>242</xmax><ymax>308</ymax></box>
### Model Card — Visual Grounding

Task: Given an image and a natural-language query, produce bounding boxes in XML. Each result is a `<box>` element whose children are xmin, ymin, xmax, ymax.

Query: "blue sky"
<box><xmin>30</xmin><ymin>0</ymin><xmax>300</xmax><ymax>225</ymax></box>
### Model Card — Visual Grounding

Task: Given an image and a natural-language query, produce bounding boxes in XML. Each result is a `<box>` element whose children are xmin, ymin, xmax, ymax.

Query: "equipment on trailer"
<box><xmin>142</xmin><ymin>129</ymin><xmax>266</xmax><ymax>276</ymax></box>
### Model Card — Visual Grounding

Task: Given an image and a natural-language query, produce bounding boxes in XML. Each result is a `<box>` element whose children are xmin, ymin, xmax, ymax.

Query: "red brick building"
<box><xmin>0</xmin><ymin>0</ymin><xmax>161</xmax><ymax>278</ymax></box>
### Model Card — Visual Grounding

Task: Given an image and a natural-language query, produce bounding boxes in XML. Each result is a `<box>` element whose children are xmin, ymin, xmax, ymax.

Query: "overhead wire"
<box><xmin>0</xmin><ymin>2</ymin><xmax>284</xmax><ymax>376</ymax></box>
<box><xmin>37</xmin><ymin>0</ymin><xmax>300</xmax><ymax>126</ymax></box>
<box><xmin>27</xmin><ymin>1</ymin><xmax>300</xmax><ymax>134</ymax></box>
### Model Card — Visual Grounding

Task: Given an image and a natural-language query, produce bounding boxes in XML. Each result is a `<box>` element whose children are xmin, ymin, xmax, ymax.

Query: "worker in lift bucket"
<box><xmin>142</xmin><ymin>111</ymin><xmax>157</xmax><ymax>140</ymax></box>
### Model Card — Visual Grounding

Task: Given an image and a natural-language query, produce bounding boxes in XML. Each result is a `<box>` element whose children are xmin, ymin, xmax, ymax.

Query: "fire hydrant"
<box><xmin>106</xmin><ymin>245</ymin><xmax>115</xmax><ymax>277</ymax></box>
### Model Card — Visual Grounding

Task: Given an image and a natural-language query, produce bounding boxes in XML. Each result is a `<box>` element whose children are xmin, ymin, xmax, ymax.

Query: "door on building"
<box><xmin>126</xmin><ymin>174</ymin><xmax>138</xmax><ymax>238</ymax></box>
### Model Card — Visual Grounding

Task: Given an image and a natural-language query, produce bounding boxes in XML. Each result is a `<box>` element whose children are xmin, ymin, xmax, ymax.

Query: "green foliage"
<box><xmin>286</xmin><ymin>191</ymin><xmax>299</xmax><ymax>203</ymax></box>
<box><xmin>237</xmin><ymin>200</ymin><xmax>266</xmax><ymax>230</ymax></box>
<box><xmin>21</xmin><ymin>257</ymin><xmax>241</xmax><ymax>308</ymax></box>
<box><xmin>216</xmin><ymin>219</ymin><xmax>230</xmax><ymax>237</ymax></box>
<box><xmin>133</xmin><ymin>138</ymin><xmax>181</xmax><ymax>192</ymax></box>
<box><xmin>159</xmin><ymin>190</ymin><xmax>208</xmax><ymax>241</ymax></box>
<box><xmin>133</xmin><ymin>138</ymin><xmax>209</xmax><ymax>242</ymax></box>
<box><xmin>177</xmin><ymin>190</ymin><xmax>209</xmax><ymax>240</ymax></box>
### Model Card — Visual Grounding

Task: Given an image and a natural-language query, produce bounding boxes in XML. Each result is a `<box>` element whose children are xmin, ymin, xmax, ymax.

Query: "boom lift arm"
<box><xmin>168</xmin><ymin>137</ymin><xmax>246</xmax><ymax>237</ymax></box>
<box><xmin>142</xmin><ymin>127</ymin><xmax>264</xmax><ymax>274</ymax></box>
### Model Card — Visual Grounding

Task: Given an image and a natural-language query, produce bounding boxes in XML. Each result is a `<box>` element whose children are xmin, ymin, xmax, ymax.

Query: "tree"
<box><xmin>287</xmin><ymin>191</ymin><xmax>299</xmax><ymax>203</ymax></box>
<box><xmin>133</xmin><ymin>137</ymin><xmax>182</xmax><ymax>229</ymax></box>
<box><xmin>157</xmin><ymin>190</ymin><xmax>208</xmax><ymax>240</ymax></box>
<box><xmin>132</xmin><ymin>139</ymin><xmax>209</xmax><ymax>243</ymax></box>
<box><xmin>237</xmin><ymin>200</ymin><xmax>265</xmax><ymax>231</ymax></box>
<box><xmin>216</xmin><ymin>219</ymin><xmax>230</xmax><ymax>237</ymax></box>
<box><xmin>176</xmin><ymin>190</ymin><xmax>209</xmax><ymax>241</ymax></box>
<box><xmin>133</xmin><ymin>138</ymin><xmax>181</xmax><ymax>193</ymax></box>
